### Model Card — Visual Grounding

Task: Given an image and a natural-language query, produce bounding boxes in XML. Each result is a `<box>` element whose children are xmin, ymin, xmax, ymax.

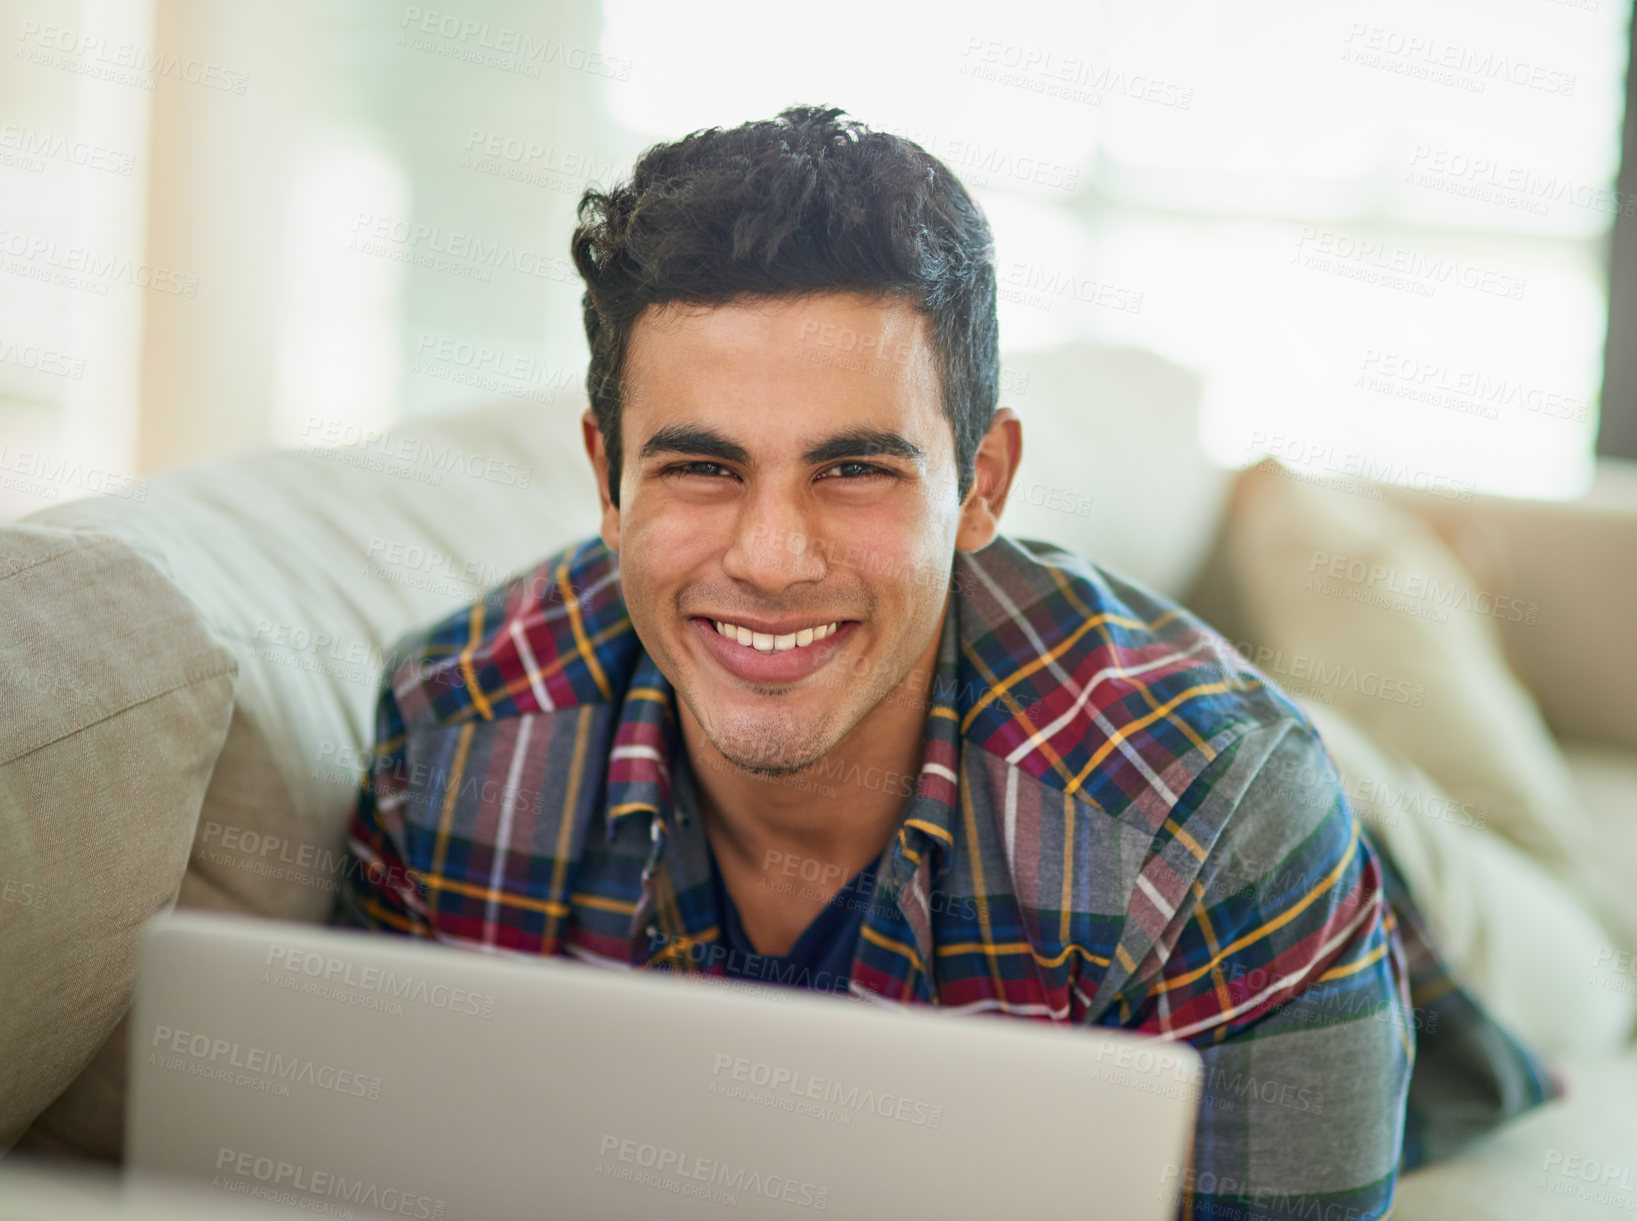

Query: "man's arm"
<box><xmin>1115</xmin><ymin>722</ymin><xmax>1413</xmax><ymax>1220</ymax></box>
<box><xmin>333</xmin><ymin>660</ymin><xmax>434</xmax><ymax>935</ymax></box>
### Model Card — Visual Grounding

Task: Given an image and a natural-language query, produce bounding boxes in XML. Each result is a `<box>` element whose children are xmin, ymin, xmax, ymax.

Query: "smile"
<box><xmin>690</xmin><ymin>615</ymin><xmax>859</xmax><ymax>684</ymax></box>
<box><xmin>710</xmin><ymin>619</ymin><xmax>841</xmax><ymax>653</ymax></box>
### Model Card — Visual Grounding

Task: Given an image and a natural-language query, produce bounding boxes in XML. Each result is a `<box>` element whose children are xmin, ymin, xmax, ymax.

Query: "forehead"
<box><xmin>621</xmin><ymin>292</ymin><xmax>946</xmax><ymax>449</ymax></box>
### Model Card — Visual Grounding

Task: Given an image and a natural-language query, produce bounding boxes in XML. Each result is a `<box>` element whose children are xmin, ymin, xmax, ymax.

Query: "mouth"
<box><xmin>689</xmin><ymin>615</ymin><xmax>859</xmax><ymax>685</ymax></box>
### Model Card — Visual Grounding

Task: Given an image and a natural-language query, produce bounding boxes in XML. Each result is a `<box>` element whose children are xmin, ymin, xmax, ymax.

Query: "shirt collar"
<box><xmin>601</xmin><ymin>646</ymin><xmax>684</xmax><ymax>839</ymax></box>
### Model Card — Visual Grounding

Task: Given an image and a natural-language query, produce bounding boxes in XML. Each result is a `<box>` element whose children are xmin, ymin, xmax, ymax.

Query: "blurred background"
<box><xmin>0</xmin><ymin>0</ymin><xmax>1631</xmax><ymax>520</ymax></box>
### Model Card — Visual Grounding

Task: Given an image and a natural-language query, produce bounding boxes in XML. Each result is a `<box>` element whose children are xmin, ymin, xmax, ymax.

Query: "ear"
<box><xmin>955</xmin><ymin>407</ymin><xmax>1023</xmax><ymax>553</ymax></box>
<box><xmin>581</xmin><ymin>408</ymin><xmax>621</xmax><ymax>553</ymax></box>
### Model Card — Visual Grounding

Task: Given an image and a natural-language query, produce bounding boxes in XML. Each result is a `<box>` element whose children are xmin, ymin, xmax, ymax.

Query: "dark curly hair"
<box><xmin>570</xmin><ymin>104</ymin><xmax>999</xmax><ymax>509</ymax></box>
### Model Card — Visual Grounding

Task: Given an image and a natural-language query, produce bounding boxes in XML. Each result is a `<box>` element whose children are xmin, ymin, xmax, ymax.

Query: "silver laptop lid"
<box><xmin>127</xmin><ymin>911</ymin><xmax>1201</xmax><ymax>1221</ymax></box>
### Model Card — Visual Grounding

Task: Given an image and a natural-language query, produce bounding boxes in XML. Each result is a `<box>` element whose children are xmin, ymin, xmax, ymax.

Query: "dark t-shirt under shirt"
<box><xmin>707</xmin><ymin>845</ymin><xmax>877</xmax><ymax>999</ymax></box>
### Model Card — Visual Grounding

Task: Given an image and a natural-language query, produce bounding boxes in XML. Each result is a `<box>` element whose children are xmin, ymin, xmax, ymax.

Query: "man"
<box><xmin>337</xmin><ymin>106</ymin><xmax>1556</xmax><ymax>1219</ymax></box>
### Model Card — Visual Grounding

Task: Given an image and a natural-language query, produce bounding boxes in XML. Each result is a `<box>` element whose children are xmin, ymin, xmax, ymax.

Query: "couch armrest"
<box><xmin>1381</xmin><ymin>458</ymin><xmax>1637</xmax><ymax>753</ymax></box>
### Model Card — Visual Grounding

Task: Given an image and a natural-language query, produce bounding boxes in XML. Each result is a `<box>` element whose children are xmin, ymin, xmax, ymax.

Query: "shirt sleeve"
<box><xmin>332</xmin><ymin>658</ymin><xmax>435</xmax><ymax>936</ymax></box>
<box><xmin>1114</xmin><ymin>721</ymin><xmax>1414</xmax><ymax>1221</ymax></box>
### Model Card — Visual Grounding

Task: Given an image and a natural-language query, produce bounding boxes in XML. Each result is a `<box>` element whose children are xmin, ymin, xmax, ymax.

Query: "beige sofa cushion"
<box><xmin>1295</xmin><ymin>698</ymin><xmax>1636</xmax><ymax>1059</ymax></box>
<box><xmin>1561</xmin><ymin>740</ymin><xmax>1637</xmax><ymax>1013</ymax></box>
<box><xmin>997</xmin><ymin>344</ymin><xmax>1230</xmax><ymax>601</ymax></box>
<box><xmin>1560</xmin><ymin>739</ymin><xmax>1637</xmax><ymax>891</ymax></box>
<box><xmin>12</xmin><ymin>397</ymin><xmax>601</xmax><ymax>1161</ymax></box>
<box><xmin>0</xmin><ymin>526</ymin><xmax>237</xmax><ymax>1150</ymax></box>
<box><xmin>1189</xmin><ymin>459</ymin><xmax>1635</xmax><ymax>953</ymax></box>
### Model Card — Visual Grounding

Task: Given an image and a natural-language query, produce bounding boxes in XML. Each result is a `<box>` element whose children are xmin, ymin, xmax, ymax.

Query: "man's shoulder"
<box><xmin>951</xmin><ymin>537</ymin><xmax>1361</xmax><ymax>1008</ymax></box>
<box><xmin>378</xmin><ymin>534</ymin><xmax>639</xmax><ymax>734</ymax></box>
<box><xmin>953</xmin><ymin>534</ymin><xmax>1304</xmax><ymax>817</ymax></box>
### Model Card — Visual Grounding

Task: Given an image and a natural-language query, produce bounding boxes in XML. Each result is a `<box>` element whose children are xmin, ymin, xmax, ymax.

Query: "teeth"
<box><xmin>712</xmin><ymin>620</ymin><xmax>841</xmax><ymax>652</ymax></box>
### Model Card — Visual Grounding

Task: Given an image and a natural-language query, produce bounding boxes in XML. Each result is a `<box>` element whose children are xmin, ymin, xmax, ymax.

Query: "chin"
<box><xmin>699</xmin><ymin>705</ymin><xmax>838</xmax><ymax>779</ymax></box>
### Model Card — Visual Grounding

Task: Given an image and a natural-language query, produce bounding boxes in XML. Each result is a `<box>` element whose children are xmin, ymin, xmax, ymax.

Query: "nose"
<box><xmin>720</xmin><ymin>487</ymin><xmax>827</xmax><ymax>595</ymax></box>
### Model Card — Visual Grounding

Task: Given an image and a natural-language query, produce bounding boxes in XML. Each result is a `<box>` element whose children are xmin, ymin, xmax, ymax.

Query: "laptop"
<box><xmin>126</xmin><ymin>911</ymin><xmax>1202</xmax><ymax>1221</ymax></box>
<box><xmin>0</xmin><ymin>1155</ymin><xmax>298</xmax><ymax>1221</ymax></box>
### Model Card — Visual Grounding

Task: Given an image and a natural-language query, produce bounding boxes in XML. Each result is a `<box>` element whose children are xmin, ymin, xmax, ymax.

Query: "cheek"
<box><xmin>840</xmin><ymin>502</ymin><xmax>955</xmax><ymax>604</ymax></box>
<box><xmin>854</xmin><ymin>528</ymin><xmax>924</xmax><ymax>589</ymax></box>
<box><xmin>620</xmin><ymin>497</ymin><xmax>718</xmax><ymax>580</ymax></box>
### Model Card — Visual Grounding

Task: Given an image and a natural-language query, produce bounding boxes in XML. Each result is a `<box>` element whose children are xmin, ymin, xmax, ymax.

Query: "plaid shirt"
<box><xmin>336</xmin><ymin>533</ymin><xmax>1559</xmax><ymax>1219</ymax></box>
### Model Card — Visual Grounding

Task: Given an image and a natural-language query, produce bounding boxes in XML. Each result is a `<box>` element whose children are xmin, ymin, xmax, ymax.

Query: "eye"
<box><xmin>660</xmin><ymin>460</ymin><xmax>894</xmax><ymax>483</ymax></box>
<box><xmin>819</xmin><ymin>461</ymin><xmax>895</xmax><ymax>481</ymax></box>
<box><xmin>663</xmin><ymin>461</ymin><xmax>737</xmax><ymax>480</ymax></box>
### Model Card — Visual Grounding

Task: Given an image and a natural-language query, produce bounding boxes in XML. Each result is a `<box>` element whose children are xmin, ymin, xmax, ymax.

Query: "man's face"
<box><xmin>590</xmin><ymin>292</ymin><xmax>964</xmax><ymax>778</ymax></box>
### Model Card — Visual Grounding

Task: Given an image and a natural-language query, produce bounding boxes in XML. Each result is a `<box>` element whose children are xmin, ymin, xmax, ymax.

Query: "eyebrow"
<box><xmin>638</xmin><ymin>424</ymin><xmax>925</xmax><ymax>468</ymax></box>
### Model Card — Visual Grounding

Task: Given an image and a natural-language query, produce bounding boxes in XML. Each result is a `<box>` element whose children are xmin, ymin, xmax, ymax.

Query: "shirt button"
<box><xmin>646</xmin><ymin>924</ymin><xmax>659</xmax><ymax>938</ymax></box>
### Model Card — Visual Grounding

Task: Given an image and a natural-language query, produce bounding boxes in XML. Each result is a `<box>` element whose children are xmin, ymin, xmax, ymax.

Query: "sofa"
<box><xmin>3</xmin><ymin>342</ymin><xmax>1635</xmax><ymax>1217</ymax></box>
